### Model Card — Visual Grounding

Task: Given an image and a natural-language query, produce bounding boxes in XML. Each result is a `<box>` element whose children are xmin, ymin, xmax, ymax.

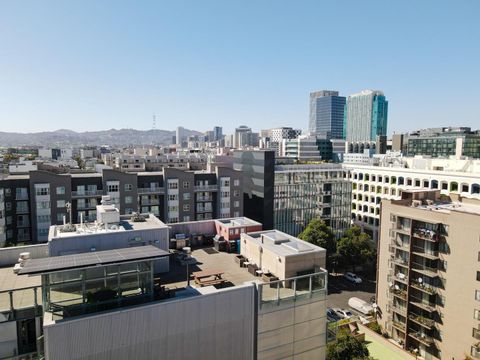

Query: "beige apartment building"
<box><xmin>377</xmin><ymin>189</ymin><xmax>480</xmax><ymax>360</ymax></box>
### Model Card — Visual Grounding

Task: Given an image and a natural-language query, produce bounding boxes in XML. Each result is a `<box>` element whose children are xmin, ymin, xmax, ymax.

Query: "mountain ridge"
<box><xmin>0</xmin><ymin>128</ymin><xmax>202</xmax><ymax>147</ymax></box>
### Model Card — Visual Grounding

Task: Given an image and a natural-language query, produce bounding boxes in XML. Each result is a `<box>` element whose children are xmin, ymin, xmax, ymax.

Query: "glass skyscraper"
<box><xmin>309</xmin><ymin>90</ymin><xmax>346</xmax><ymax>140</ymax></box>
<box><xmin>343</xmin><ymin>90</ymin><xmax>388</xmax><ymax>142</ymax></box>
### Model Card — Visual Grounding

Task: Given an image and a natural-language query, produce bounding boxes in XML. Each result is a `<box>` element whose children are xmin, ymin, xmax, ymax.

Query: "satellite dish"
<box><xmin>394</xmin><ymin>285</ymin><xmax>400</xmax><ymax>290</ymax></box>
<box><xmin>418</xmin><ymin>278</ymin><xmax>423</xmax><ymax>283</ymax></box>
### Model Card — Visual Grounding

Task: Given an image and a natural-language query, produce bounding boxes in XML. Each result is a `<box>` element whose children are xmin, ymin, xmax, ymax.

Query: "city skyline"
<box><xmin>1</xmin><ymin>1</ymin><xmax>479</xmax><ymax>134</ymax></box>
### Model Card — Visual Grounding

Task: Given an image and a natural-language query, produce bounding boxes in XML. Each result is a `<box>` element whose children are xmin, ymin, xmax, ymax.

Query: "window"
<box><xmin>107</xmin><ymin>184</ymin><xmax>119</xmax><ymax>192</ymax></box>
<box><xmin>56</xmin><ymin>186</ymin><xmax>65</xmax><ymax>195</ymax></box>
<box><xmin>36</xmin><ymin>214</ymin><xmax>51</xmax><ymax>223</ymax></box>
<box><xmin>125</xmin><ymin>196</ymin><xmax>133</xmax><ymax>204</ymax></box>
<box><xmin>168</xmin><ymin>181</ymin><xmax>178</xmax><ymax>189</ymax></box>
<box><xmin>183</xmin><ymin>216</ymin><xmax>190</xmax><ymax>222</ymax></box>
<box><xmin>183</xmin><ymin>204</ymin><xmax>190</xmax><ymax>211</ymax></box>
<box><xmin>5</xmin><ymin>188</ymin><xmax>11</xmax><ymax>196</ymax></box>
<box><xmin>168</xmin><ymin>206</ymin><xmax>179</xmax><ymax>212</ymax></box>
<box><xmin>168</xmin><ymin>194</ymin><xmax>178</xmax><ymax>201</ymax></box>
<box><xmin>234</xmin><ymin>179</ymin><xmax>240</xmax><ymax>186</ymax></box>
<box><xmin>234</xmin><ymin>211</ymin><xmax>240</xmax><ymax>217</ymax></box>
<box><xmin>221</xmin><ymin>191</ymin><xmax>230</xmax><ymax>198</ymax></box>
<box><xmin>125</xmin><ymin>208</ymin><xmax>133</xmax><ymax>214</ymax></box>
<box><xmin>183</xmin><ymin>193</ymin><xmax>190</xmax><ymax>201</ymax></box>
<box><xmin>183</xmin><ymin>181</ymin><xmax>190</xmax><ymax>189</ymax></box>
<box><xmin>57</xmin><ymin>213</ymin><xmax>65</xmax><ymax>222</ymax></box>
<box><xmin>475</xmin><ymin>290</ymin><xmax>480</xmax><ymax>301</ymax></box>
<box><xmin>15</xmin><ymin>188</ymin><xmax>28</xmax><ymax>200</ymax></box>
<box><xmin>57</xmin><ymin>200</ymin><xmax>66</xmax><ymax>208</ymax></box>
<box><xmin>125</xmin><ymin>184</ymin><xmax>133</xmax><ymax>191</ymax></box>
<box><xmin>234</xmin><ymin>201</ymin><xmax>240</xmax><ymax>208</ymax></box>
<box><xmin>35</xmin><ymin>186</ymin><xmax>50</xmax><ymax>196</ymax></box>
<box><xmin>234</xmin><ymin>190</ymin><xmax>240</xmax><ymax>197</ymax></box>
<box><xmin>477</xmin><ymin>271</ymin><xmax>480</xmax><ymax>282</ymax></box>
<box><xmin>169</xmin><ymin>217</ymin><xmax>179</xmax><ymax>223</ymax></box>
<box><xmin>475</xmin><ymin>309</ymin><xmax>480</xmax><ymax>320</ymax></box>
<box><xmin>36</xmin><ymin>201</ymin><xmax>50</xmax><ymax>209</ymax></box>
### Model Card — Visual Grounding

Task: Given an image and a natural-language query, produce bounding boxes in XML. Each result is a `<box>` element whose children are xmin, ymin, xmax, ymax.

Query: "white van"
<box><xmin>348</xmin><ymin>297</ymin><xmax>373</xmax><ymax>315</ymax></box>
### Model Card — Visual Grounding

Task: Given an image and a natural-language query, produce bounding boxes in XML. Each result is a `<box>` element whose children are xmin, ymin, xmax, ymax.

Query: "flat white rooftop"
<box><xmin>215</xmin><ymin>217</ymin><xmax>262</xmax><ymax>228</ymax></box>
<box><xmin>244</xmin><ymin>230</ymin><xmax>324</xmax><ymax>257</ymax></box>
<box><xmin>49</xmin><ymin>214</ymin><xmax>167</xmax><ymax>239</ymax></box>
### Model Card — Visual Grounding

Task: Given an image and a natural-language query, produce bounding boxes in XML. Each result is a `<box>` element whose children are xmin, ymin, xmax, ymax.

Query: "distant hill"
<box><xmin>0</xmin><ymin>128</ymin><xmax>202</xmax><ymax>147</ymax></box>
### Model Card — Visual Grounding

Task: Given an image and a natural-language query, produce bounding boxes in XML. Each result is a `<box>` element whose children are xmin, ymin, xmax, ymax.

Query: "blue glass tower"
<box><xmin>309</xmin><ymin>90</ymin><xmax>346</xmax><ymax>140</ymax></box>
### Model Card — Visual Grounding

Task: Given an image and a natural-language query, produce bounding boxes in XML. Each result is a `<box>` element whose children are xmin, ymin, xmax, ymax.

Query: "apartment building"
<box><xmin>376</xmin><ymin>189</ymin><xmax>480</xmax><ymax>360</ymax></box>
<box><xmin>274</xmin><ymin>164</ymin><xmax>351</xmax><ymax>237</ymax></box>
<box><xmin>344</xmin><ymin>159</ymin><xmax>480</xmax><ymax>240</ymax></box>
<box><xmin>103</xmin><ymin>152</ymin><xmax>208</xmax><ymax>172</ymax></box>
<box><xmin>0</xmin><ymin>167</ymin><xmax>243</xmax><ymax>246</ymax></box>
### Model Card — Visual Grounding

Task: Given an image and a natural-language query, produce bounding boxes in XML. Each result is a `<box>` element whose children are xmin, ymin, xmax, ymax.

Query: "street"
<box><xmin>327</xmin><ymin>273</ymin><xmax>376</xmax><ymax>311</ymax></box>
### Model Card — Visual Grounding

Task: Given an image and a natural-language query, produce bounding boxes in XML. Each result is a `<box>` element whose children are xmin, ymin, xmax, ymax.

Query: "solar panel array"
<box><xmin>18</xmin><ymin>245</ymin><xmax>169</xmax><ymax>275</ymax></box>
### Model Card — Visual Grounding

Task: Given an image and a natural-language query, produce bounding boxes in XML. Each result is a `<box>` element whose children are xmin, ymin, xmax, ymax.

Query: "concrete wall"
<box><xmin>257</xmin><ymin>294</ymin><xmax>327</xmax><ymax>359</ymax></box>
<box><xmin>0</xmin><ymin>321</ymin><xmax>17</xmax><ymax>358</ymax></box>
<box><xmin>168</xmin><ymin>219</ymin><xmax>217</xmax><ymax>237</ymax></box>
<box><xmin>0</xmin><ymin>244</ymin><xmax>48</xmax><ymax>266</ymax></box>
<box><xmin>43</xmin><ymin>285</ymin><xmax>256</xmax><ymax>360</ymax></box>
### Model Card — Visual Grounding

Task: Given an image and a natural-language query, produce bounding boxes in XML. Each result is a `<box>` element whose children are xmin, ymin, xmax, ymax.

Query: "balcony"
<box><xmin>16</xmin><ymin>207</ymin><xmax>30</xmax><ymax>214</ymax></box>
<box><xmin>138</xmin><ymin>187</ymin><xmax>164</xmax><ymax>195</ymax></box>
<box><xmin>471</xmin><ymin>343</ymin><xmax>480</xmax><ymax>359</ymax></box>
<box><xmin>409</xmin><ymin>314</ymin><xmax>435</xmax><ymax>330</ymax></box>
<box><xmin>411</xmin><ymin>245</ymin><xmax>439</xmax><ymax>260</ymax></box>
<box><xmin>72</xmin><ymin>190</ymin><xmax>104</xmax><ymax>198</ymax></box>
<box><xmin>392</xmin><ymin>320</ymin><xmax>406</xmax><ymax>332</ymax></box>
<box><xmin>17</xmin><ymin>220</ymin><xmax>30</xmax><ymax>228</ymax></box>
<box><xmin>410</xmin><ymin>297</ymin><xmax>436</xmax><ymax>313</ymax></box>
<box><xmin>390</xmin><ymin>240</ymin><xmax>410</xmax><ymax>251</ymax></box>
<box><xmin>391</xmin><ymin>288</ymin><xmax>407</xmax><ymax>301</ymax></box>
<box><xmin>411</xmin><ymin>262</ymin><xmax>438</xmax><ymax>278</ymax></box>
<box><xmin>196</xmin><ymin>196</ymin><xmax>213</xmax><ymax>202</ymax></box>
<box><xmin>394</xmin><ymin>272</ymin><xmax>409</xmax><ymax>284</ymax></box>
<box><xmin>196</xmin><ymin>207</ymin><xmax>213</xmax><ymax>213</ymax></box>
<box><xmin>408</xmin><ymin>330</ymin><xmax>435</xmax><ymax>346</ymax></box>
<box><xmin>390</xmin><ymin>301</ymin><xmax>407</xmax><ymax>316</ymax></box>
<box><xmin>412</xmin><ymin>227</ymin><xmax>438</xmax><ymax>242</ymax></box>
<box><xmin>194</xmin><ymin>185</ymin><xmax>218</xmax><ymax>192</ymax></box>
<box><xmin>391</xmin><ymin>257</ymin><xmax>409</xmax><ymax>268</ymax></box>
<box><xmin>473</xmin><ymin>328</ymin><xmax>480</xmax><ymax>341</ymax></box>
<box><xmin>15</xmin><ymin>194</ymin><xmax>29</xmax><ymax>201</ymax></box>
<box><xmin>410</xmin><ymin>279</ymin><xmax>436</xmax><ymax>295</ymax></box>
<box><xmin>140</xmin><ymin>199</ymin><xmax>160</xmax><ymax>206</ymax></box>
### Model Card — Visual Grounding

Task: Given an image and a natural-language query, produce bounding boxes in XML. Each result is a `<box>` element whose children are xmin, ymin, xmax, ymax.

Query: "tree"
<box><xmin>327</xmin><ymin>331</ymin><xmax>372</xmax><ymax>360</ymax></box>
<box><xmin>298</xmin><ymin>219</ymin><xmax>336</xmax><ymax>267</ymax></box>
<box><xmin>336</xmin><ymin>226</ymin><xmax>376</xmax><ymax>272</ymax></box>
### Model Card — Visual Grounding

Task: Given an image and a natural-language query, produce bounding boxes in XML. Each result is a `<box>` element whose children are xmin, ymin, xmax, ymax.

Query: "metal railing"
<box><xmin>137</xmin><ymin>187</ymin><xmax>165</xmax><ymax>194</ymax></box>
<box><xmin>0</xmin><ymin>285</ymin><xmax>42</xmax><ymax>322</ymax></box>
<box><xmin>194</xmin><ymin>185</ymin><xmax>218</xmax><ymax>192</ymax></box>
<box><xmin>71</xmin><ymin>190</ymin><xmax>103</xmax><ymax>197</ymax></box>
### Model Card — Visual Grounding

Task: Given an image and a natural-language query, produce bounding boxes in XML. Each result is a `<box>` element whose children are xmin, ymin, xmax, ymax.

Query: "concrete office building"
<box><xmin>233</xmin><ymin>126</ymin><xmax>259</xmax><ymax>148</ymax></box>
<box><xmin>274</xmin><ymin>164</ymin><xmax>351</xmax><ymax>237</ymax></box>
<box><xmin>376</xmin><ymin>189</ymin><xmax>480</xmax><ymax>360</ymax></box>
<box><xmin>176</xmin><ymin>126</ymin><xmax>185</xmax><ymax>147</ymax></box>
<box><xmin>0</xmin><ymin>167</ymin><xmax>243</xmax><ymax>246</ymax></box>
<box><xmin>0</xmin><ymin>214</ymin><xmax>328</xmax><ymax>360</ymax></box>
<box><xmin>213</xmin><ymin>126</ymin><xmax>223</xmax><ymax>141</ymax></box>
<box><xmin>282</xmin><ymin>135</ymin><xmax>323</xmax><ymax>161</ymax></box>
<box><xmin>344</xmin><ymin>89</ymin><xmax>388</xmax><ymax>142</ymax></box>
<box><xmin>309</xmin><ymin>90</ymin><xmax>346</xmax><ymax>140</ymax></box>
<box><xmin>344</xmin><ymin>158</ymin><xmax>480</xmax><ymax>240</ymax></box>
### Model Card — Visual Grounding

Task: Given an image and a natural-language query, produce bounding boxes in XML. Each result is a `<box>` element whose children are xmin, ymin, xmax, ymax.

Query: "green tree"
<box><xmin>298</xmin><ymin>219</ymin><xmax>336</xmax><ymax>267</ymax></box>
<box><xmin>327</xmin><ymin>331</ymin><xmax>372</xmax><ymax>360</ymax></box>
<box><xmin>336</xmin><ymin>226</ymin><xmax>376</xmax><ymax>272</ymax></box>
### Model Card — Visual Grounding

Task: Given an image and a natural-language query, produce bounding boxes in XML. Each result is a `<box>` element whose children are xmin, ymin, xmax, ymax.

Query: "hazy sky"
<box><xmin>0</xmin><ymin>1</ymin><xmax>479</xmax><ymax>135</ymax></box>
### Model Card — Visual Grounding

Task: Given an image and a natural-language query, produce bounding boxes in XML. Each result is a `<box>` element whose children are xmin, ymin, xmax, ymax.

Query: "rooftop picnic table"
<box><xmin>192</xmin><ymin>269</ymin><xmax>225</xmax><ymax>286</ymax></box>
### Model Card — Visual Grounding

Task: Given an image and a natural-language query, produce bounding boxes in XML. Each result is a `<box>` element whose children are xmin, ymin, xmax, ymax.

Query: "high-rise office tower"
<box><xmin>176</xmin><ymin>126</ymin><xmax>184</xmax><ymax>146</ymax></box>
<box><xmin>213</xmin><ymin>126</ymin><xmax>223</xmax><ymax>141</ymax></box>
<box><xmin>343</xmin><ymin>90</ymin><xmax>388</xmax><ymax>142</ymax></box>
<box><xmin>309</xmin><ymin>90</ymin><xmax>346</xmax><ymax>140</ymax></box>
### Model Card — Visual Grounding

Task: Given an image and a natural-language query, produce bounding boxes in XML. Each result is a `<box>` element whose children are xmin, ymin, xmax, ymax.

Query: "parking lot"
<box><xmin>327</xmin><ymin>273</ymin><xmax>376</xmax><ymax>312</ymax></box>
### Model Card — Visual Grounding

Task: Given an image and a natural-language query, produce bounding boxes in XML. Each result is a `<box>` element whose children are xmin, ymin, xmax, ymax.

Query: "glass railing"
<box><xmin>257</xmin><ymin>270</ymin><xmax>327</xmax><ymax>309</ymax></box>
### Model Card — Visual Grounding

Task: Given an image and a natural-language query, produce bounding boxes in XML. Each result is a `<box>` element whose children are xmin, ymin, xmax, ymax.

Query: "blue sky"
<box><xmin>0</xmin><ymin>1</ymin><xmax>479</xmax><ymax>135</ymax></box>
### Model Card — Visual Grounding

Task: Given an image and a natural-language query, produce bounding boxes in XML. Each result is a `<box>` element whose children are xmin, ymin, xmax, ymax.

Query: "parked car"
<box><xmin>348</xmin><ymin>297</ymin><xmax>374</xmax><ymax>315</ymax></box>
<box><xmin>344</xmin><ymin>272</ymin><xmax>362</xmax><ymax>284</ymax></box>
<box><xmin>333</xmin><ymin>308</ymin><xmax>353</xmax><ymax>319</ymax></box>
<box><xmin>327</xmin><ymin>308</ymin><xmax>342</xmax><ymax>322</ymax></box>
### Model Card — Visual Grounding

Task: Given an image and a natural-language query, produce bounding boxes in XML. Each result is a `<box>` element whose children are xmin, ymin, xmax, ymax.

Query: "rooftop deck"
<box><xmin>0</xmin><ymin>267</ymin><xmax>41</xmax><ymax>317</ymax></box>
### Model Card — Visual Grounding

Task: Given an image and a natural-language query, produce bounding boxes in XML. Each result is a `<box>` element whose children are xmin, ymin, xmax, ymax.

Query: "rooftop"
<box><xmin>19</xmin><ymin>245</ymin><xmax>169</xmax><ymax>275</ymax></box>
<box><xmin>50</xmin><ymin>213</ymin><xmax>167</xmax><ymax>239</ymax></box>
<box><xmin>215</xmin><ymin>217</ymin><xmax>262</xmax><ymax>228</ymax></box>
<box><xmin>244</xmin><ymin>230</ymin><xmax>325</xmax><ymax>257</ymax></box>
